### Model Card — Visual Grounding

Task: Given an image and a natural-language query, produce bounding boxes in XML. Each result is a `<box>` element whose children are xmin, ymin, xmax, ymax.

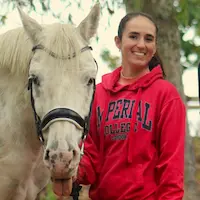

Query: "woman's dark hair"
<box><xmin>118</xmin><ymin>12</ymin><xmax>165</xmax><ymax>77</ymax></box>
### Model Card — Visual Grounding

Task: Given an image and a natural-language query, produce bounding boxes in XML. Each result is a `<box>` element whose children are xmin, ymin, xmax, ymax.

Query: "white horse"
<box><xmin>0</xmin><ymin>3</ymin><xmax>100</xmax><ymax>200</ymax></box>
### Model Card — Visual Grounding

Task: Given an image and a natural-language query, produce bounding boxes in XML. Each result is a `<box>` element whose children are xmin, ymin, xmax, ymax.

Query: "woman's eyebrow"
<box><xmin>146</xmin><ymin>34</ymin><xmax>155</xmax><ymax>38</ymax></box>
<box><xmin>129</xmin><ymin>32</ymin><xmax>155</xmax><ymax>38</ymax></box>
<box><xmin>129</xmin><ymin>31</ymin><xmax>139</xmax><ymax>35</ymax></box>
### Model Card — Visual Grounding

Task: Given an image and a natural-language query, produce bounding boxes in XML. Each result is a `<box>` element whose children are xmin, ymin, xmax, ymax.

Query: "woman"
<box><xmin>76</xmin><ymin>12</ymin><xmax>186</xmax><ymax>200</ymax></box>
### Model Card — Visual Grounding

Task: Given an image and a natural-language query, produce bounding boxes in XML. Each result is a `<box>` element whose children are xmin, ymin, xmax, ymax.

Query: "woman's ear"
<box><xmin>114</xmin><ymin>36</ymin><xmax>121</xmax><ymax>50</ymax></box>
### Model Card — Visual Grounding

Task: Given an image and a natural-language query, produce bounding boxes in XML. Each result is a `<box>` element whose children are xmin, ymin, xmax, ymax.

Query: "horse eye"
<box><xmin>87</xmin><ymin>78</ymin><xmax>94</xmax><ymax>86</ymax></box>
<box><xmin>32</xmin><ymin>75</ymin><xmax>40</xmax><ymax>86</ymax></box>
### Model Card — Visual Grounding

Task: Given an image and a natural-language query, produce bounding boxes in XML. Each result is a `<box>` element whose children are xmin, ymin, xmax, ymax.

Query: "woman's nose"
<box><xmin>136</xmin><ymin>38</ymin><xmax>145</xmax><ymax>48</ymax></box>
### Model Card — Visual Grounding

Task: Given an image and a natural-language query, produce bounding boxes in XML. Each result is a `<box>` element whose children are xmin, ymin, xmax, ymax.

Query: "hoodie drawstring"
<box><xmin>127</xmin><ymin>87</ymin><xmax>142</xmax><ymax>163</ymax></box>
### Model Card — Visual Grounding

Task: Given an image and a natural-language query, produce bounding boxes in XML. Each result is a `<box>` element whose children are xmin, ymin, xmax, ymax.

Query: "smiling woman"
<box><xmin>115</xmin><ymin>16</ymin><xmax>156</xmax><ymax>76</ymax></box>
<box><xmin>76</xmin><ymin>11</ymin><xmax>186</xmax><ymax>200</ymax></box>
<box><xmin>114</xmin><ymin>12</ymin><xmax>165</xmax><ymax>82</ymax></box>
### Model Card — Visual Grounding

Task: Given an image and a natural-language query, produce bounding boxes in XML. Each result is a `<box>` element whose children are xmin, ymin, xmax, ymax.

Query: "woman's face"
<box><xmin>115</xmin><ymin>16</ymin><xmax>157</xmax><ymax>70</ymax></box>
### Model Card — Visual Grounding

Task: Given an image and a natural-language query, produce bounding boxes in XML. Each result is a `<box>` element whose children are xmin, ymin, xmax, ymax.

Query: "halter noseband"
<box><xmin>28</xmin><ymin>44</ymin><xmax>96</xmax><ymax>143</ymax></box>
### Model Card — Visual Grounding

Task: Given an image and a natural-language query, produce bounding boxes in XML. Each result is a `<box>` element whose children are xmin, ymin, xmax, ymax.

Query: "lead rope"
<box><xmin>71</xmin><ymin>182</ymin><xmax>83</xmax><ymax>200</ymax></box>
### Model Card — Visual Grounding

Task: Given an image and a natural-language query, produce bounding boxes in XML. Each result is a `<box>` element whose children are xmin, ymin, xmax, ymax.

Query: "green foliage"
<box><xmin>176</xmin><ymin>0</ymin><xmax>200</xmax><ymax>28</ymax></box>
<box><xmin>175</xmin><ymin>0</ymin><xmax>200</xmax><ymax>67</ymax></box>
<box><xmin>0</xmin><ymin>15</ymin><xmax>7</xmax><ymax>25</ymax></box>
<box><xmin>100</xmin><ymin>49</ymin><xmax>120</xmax><ymax>70</ymax></box>
<box><xmin>38</xmin><ymin>184</ymin><xmax>56</xmax><ymax>200</ymax></box>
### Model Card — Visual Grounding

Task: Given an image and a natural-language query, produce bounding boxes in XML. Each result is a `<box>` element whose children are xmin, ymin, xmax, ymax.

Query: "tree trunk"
<box><xmin>123</xmin><ymin>0</ymin><xmax>200</xmax><ymax>199</ymax></box>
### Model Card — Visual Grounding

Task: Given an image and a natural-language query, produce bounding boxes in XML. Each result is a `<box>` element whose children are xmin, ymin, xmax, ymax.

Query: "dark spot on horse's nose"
<box><xmin>65</xmin><ymin>159</ymin><xmax>72</xmax><ymax>168</ymax></box>
<box><xmin>45</xmin><ymin>149</ymin><xmax>50</xmax><ymax>160</ymax></box>
<box><xmin>51</xmin><ymin>154</ymin><xmax>57</xmax><ymax>160</ymax></box>
<box><xmin>51</xmin><ymin>159</ymin><xmax>55</xmax><ymax>164</ymax></box>
<box><xmin>59</xmin><ymin>152</ymin><xmax>63</xmax><ymax>159</ymax></box>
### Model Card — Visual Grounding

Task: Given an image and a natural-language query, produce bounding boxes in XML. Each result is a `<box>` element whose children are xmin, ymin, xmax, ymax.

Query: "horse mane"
<box><xmin>0</xmin><ymin>23</ymin><xmax>81</xmax><ymax>75</ymax></box>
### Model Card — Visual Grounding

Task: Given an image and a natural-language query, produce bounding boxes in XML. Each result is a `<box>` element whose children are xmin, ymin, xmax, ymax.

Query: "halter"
<box><xmin>28</xmin><ymin>44</ymin><xmax>96</xmax><ymax>143</ymax></box>
<box><xmin>28</xmin><ymin>44</ymin><xmax>97</xmax><ymax>200</ymax></box>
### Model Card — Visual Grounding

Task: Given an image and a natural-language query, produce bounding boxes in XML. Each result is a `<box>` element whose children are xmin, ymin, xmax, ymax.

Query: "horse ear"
<box><xmin>17</xmin><ymin>6</ymin><xmax>43</xmax><ymax>45</ymax></box>
<box><xmin>77</xmin><ymin>3</ymin><xmax>101</xmax><ymax>42</ymax></box>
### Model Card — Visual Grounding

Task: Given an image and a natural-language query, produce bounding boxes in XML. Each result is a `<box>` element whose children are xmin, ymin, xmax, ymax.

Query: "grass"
<box><xmin>37</xmin><ymin>184</ymin><xmax>90</xmax><ymax>200</ymax></box>
<box><xmin>37</xmin><ymin>184</ymin><xmax>56</xmax><ymax>200</ymax></box>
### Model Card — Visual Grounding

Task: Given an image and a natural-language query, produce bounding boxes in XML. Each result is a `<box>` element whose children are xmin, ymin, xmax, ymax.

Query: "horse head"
<box><xmin>17</xmin><ymin>3</ymin><xmax>100</xmax><ymax>195</ymax></box>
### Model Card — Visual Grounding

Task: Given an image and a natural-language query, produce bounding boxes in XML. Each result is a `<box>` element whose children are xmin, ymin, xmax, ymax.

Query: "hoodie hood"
<box><xmin>100</xmin><ymin>65</ymin><xmax>164</xmax><ymax>163</ymax></box>
<box><xmin>102</xmin><ymin>65</ymin><xmax>164</xmax><ymax>93</ymax></box>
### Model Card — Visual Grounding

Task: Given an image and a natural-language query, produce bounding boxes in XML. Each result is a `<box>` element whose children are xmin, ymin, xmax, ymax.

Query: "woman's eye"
<box><xmin>146</xmin><ymin>38</ymin><xmax>152</xmax><ymax>42</ymax></box>
<box><xmin>87</xmin><ymin>78</ymin><xmax>94</xmax><ymax>86</ymax></box>
<box><xmin>130</xmin><ymin>35</ymin><xmax>137</xmax><ymax>39</ymax></box>
<box><xmin>146</xmin><ymin>38</ymin><xmax>153</xmax><ymax>42</ymax></box>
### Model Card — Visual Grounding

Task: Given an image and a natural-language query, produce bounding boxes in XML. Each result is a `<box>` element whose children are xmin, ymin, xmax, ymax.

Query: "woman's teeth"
<box><xmin>134</xmin><ymin>52</ymin><xmax>145</xmax><ymax>56</ymax></box>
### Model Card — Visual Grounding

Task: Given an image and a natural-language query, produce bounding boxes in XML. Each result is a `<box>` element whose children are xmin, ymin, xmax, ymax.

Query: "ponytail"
<box><xmin>149</xmin><ymin>51</ymin><xmax>166</xmax><ymax>77</ymax></box>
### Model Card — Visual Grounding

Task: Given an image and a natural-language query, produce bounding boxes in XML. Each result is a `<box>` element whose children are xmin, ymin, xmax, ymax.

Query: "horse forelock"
<box><xmin>42</xmin><ymin>23</ymin><xmax>82</xmax><ymax>61</ymax></box>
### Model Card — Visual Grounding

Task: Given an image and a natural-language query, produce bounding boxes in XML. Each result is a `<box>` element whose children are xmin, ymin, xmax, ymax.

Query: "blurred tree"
<box><xmin>101</xmin><ymin>49</ymin><xmax>120</xmax><ymax>70</ymax></box>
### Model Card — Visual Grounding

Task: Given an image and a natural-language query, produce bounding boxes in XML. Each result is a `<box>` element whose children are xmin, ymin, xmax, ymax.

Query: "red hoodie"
<box><xmin>78</xmin><ymin>65</ymin><xmax>186</xmax><ymax>200</ymax></box>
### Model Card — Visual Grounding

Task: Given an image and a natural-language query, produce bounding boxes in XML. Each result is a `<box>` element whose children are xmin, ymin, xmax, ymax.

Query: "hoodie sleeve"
<box><xmin>155</xmin><ymin>97</ymin><xmax>186</xmax><ymax>200</ymax></box>
<box><xmin>77</xmin><ymin>97</ymin><xmax>100</xmax><ymax>185</ymax></box>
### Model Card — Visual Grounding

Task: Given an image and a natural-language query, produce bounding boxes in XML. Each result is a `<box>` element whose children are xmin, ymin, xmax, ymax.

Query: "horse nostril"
<box><xmin>73</xmin><ymin>149</ymin><xmax>77</xmax><ymax>158</ymax></box>
<box><xmin>45</xmin><ymin>149</ymin><xmax>50</xmax><ymax>160</ymax></box>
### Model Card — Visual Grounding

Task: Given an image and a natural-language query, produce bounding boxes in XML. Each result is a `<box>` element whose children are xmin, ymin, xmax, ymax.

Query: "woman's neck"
<box><xmin>121</xmin><ymin>66</ymin><xmax>150</xmax><ymax>80</ymax></box>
